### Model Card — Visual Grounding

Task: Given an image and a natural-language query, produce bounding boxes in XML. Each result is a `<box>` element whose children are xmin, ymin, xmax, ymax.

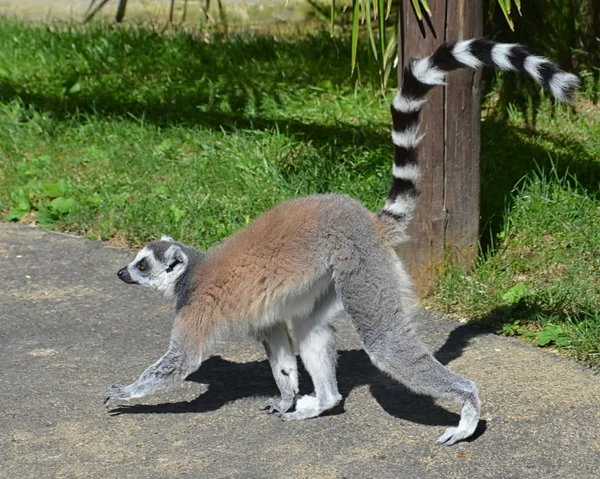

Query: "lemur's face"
<box><xmin>117</xmin><ymin>235</ymin><xmax>188</xmax><ymax>297</ymax></box>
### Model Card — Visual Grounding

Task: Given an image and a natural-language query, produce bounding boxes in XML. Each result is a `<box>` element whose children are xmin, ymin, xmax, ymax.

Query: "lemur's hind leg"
<box><xmin>334</xmin><ymin>252</ymin><xmax>480</xmax><ymax>445</ymax></box>
<box><xmin>256</xmin><ymin>322</ymin><xmax>299</xmax><ymax>414</ymax></box>
<box><xmin>366</xmin><ymin>334</ymin><xmax>480</xmax><ymax>445</ymax></box>
<box><xmin>104</xmin><ymin>334</ymin><xmax>202</xmax><ymax>406</ymax></box>
<box><xmin>280</xmin><ymin>289</ymin><xmax>343</xmax><ymax>421</ymax></box>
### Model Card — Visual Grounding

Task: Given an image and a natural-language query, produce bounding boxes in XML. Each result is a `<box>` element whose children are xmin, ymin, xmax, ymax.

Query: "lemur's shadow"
<box><xmin>111</xmin><ymin>323</ymin><xmax>487</xmax><ymax>436</ymax></box>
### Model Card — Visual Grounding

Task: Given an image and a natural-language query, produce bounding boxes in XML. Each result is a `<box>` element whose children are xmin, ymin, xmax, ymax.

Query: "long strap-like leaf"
<box><xmin>351</xmin><ymin>0</ymin><xmax>360</xmax><ymax>73</ymax></box>
<box><xmin>378</xmin><ymin>0</ymin><xmax>386</xmax><ymax>67</ymax></box>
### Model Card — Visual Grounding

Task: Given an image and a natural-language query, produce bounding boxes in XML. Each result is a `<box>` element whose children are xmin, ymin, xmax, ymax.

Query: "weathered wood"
<box><xmin>398</xmin><ymin>0</ymin><xmax>483</xmax><ymax>295</ymax></box>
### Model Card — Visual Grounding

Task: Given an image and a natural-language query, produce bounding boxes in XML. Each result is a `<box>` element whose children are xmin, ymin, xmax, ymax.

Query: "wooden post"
<box><xmin>398</xmin><ymin>0</ymin><xmax>483</xmax><ymax>295</ymax></box>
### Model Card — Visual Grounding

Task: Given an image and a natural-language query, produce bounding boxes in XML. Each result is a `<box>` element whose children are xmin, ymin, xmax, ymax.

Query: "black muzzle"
<box><xmin>117</xmin><ymin>267</ymin><xmax>139</xmax><ymax>285</ymax></box>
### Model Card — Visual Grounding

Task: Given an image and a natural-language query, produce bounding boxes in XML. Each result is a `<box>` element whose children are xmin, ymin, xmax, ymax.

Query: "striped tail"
<box><xmin>381</xmin><ymin>39</ymin><xmax>580</xmax><ymax>226</ymax></box>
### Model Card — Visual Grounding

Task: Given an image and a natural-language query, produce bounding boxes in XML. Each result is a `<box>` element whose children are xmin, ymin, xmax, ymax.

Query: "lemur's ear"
<box><xmin>161</xmin><ymin>235</ymin><xmax>175</xmax><ymax>242</ymax></box>
<box><xmin>164</xmin><ymin>245</ymin><xmax>188</xmax><ymax>273</ymax></box>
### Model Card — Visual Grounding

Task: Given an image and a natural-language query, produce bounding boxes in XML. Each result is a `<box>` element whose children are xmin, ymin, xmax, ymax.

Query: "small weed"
<box><xmin>5</xmin><ymin>173</ymin><xmax>78</xmax><ymax>229</ymax></box>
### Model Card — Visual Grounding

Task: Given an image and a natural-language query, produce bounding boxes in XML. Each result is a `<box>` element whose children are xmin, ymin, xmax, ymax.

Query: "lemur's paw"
<box><xmin>436</xmin><ymin>426</ymin><xmax>473</xmax><ymax>446</ymax></box>
<box><xmin>279</xmin><ymin>394</ymin><xmax>343</xmax><ymax>421</ymax></box>
<box><xmin>104</xmin><ymin>385</ymin><xmax>131</xmax><ymax>407</ymax></box>
<box><xmin>279</xmin><ymin>395</ymin><xmax>322</xmax><ymax>421</ymax></box>
<box><xmin>261</xmin><ymin>395</ymin><xmax>295</xmax><ymax>414</ymax></box>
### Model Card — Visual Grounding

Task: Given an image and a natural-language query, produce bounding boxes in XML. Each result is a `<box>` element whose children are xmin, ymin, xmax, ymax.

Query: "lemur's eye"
<box><xmin>136</xmin><ymin>260</ymin><xmax>146</xmax><ymax>271</ymax></box>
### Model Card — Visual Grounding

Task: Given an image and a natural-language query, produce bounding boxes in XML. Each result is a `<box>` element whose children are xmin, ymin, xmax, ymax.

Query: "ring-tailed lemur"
<box><xmin>105</xmin><ymin>39</ymin><xmax>579</xmax><ymax>445</ymax></box>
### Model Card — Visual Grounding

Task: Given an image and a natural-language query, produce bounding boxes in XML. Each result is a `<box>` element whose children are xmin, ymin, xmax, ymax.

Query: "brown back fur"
<box><xmin>177</xmin><ymin>197</ymin><xmax>324</xmax><ymax>342</ymax></box>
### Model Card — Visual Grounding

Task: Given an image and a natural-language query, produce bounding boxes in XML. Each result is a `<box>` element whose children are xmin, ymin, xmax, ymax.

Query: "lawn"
<box><xmin>0</xmin><ymin>20</ymin><xmax>598</xmax><ymax>365</ymax></box>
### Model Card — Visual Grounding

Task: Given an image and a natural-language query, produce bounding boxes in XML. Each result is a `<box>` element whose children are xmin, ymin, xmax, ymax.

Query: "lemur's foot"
<box><xmin>278</xmin><ymin>394</ymin><xmax>342</xmax><ymax>421</ymax></box>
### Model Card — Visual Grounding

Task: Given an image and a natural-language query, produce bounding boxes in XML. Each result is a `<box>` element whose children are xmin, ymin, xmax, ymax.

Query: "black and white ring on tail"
<box><xmin>105</xmin><ymin>39</ymin><xmax>579</xmax><ymax>446</ymax></box>
<box><xmin>382</xmin><ymin>39</ymin><xmax>579</xmax><ymax>228</ymax></box>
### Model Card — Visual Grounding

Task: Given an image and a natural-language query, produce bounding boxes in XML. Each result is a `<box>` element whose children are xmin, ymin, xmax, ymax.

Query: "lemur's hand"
<box><xmin>104</xmin><ymin>384</ymin><xmax>132</xmax><ymax>406</ymax></box>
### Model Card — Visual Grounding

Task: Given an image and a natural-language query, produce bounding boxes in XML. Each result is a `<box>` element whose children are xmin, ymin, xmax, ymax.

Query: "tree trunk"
<box><xmin>397</xmin><ymin>0</ymin><xmax>483</xmax><ymax>295</ymax></box>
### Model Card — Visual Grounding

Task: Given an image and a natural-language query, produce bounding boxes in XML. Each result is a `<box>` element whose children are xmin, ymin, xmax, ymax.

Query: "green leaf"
<box><xmin>42</xmin><ymin>182</ymin><xmax>66</xmax><ymax>198</ymax></box>
<box><xmin>49</xmin><ymin>197</ymin><xmax>76</xmax><ymax>215</ymax></box>
<box><xmin>523</xmin><ymin>330</ymin><xmax>537</xmax><ymax>343</ymax></box>
<box><xmin>37</xmin><ymin>208</ymin><xmax>57</xmax><ymax>226</ymax></box>
<box><xmin>514</xmin><ymin>0</ymin><xmax>522</xmax><ymax>15</ymax></box>
<box><xmin>34</xmin><ymin>155</ymin><xmax>52</xmax><ymax>167</ymax></box>
<box><xmin>501</xmin><ymin>283</ymin><xmax>528</xmax><ymax>305</ymax></box>
<box><xmin>10</xmin><ymin>187</ymin><xmax>29</xmax><ymax>204</ymax></box>
<box><xmin>536</xmin><ymin>325</ymin><xmax>565</xmax><ymax>347</ymax></box>
<box><xmin>15</xmin><ymin>198</ymin><xmax>30</xmax><ymax>211</ymax></box>
<box><xmin>27</xmin><ymin>179</ymin><xmax>42</xmax><ymax>193</ymax></box>
<box><xmin>67</xmin><ymin>82</ymin><xmax>82</xmax><ymax>94</ymax></box>
<box><xmin>411</xmin><ymin>0</ymin><xmax>423</xmax><ymax>21</ymax></box>
<box><xmin>378</xmin><ymin>0</ymin><xmax>386</xmax><ymax>65</ymax></box>
<box><xmin>169</xmin><ymin>204</ymin><xmax>185</xmax><ymax>222</ymax></box>
<box><xmin>154</xmin><ymin>185</ymin><xmax>170</xmax><ymax>197</ymax></box>
<box><xmin>501</xmin><ymin>320</ymin><xmax>523</xmax><ymax>337</ymax></box>
<box><xmin>330</xmin><ymin>0</ymin><xmax>336</xmax><ymax>35</ymax></box>
<box><xmin>420</xmin><ymin>0</ymin><xmax>432</xmax><ymax>16</ymax></box>
<box><xmin>4</xmin><ymin>208</ymin><xmax>28</xmax><ymax>222</ymax></box>
<box><xmin>497</xmin><ymin>0</ymin><xmax>515</xmax><ymax>31</ymax></box>
<box><xmin>155</xmin><ymin>138</ymin><xmax>174</xmax><ymax>153</ymax></box>
<box><xmin>318</xmin><ymin>80</ymin><xmax>334</xmax><ymax>90</ymax></box>
<box><xmin>351</xmin><ymin>0</ymin><xmax>360</xmax><ymax>73</ymax></box>
<box><xmin>365</xmin><ymin>0</ymin><xmax>378</xmax><ymax>60</ymax></box>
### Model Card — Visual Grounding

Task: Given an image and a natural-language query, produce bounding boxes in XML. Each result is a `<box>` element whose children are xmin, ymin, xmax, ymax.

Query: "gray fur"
<box><xmin>106</xmin><ymin>40</ymin><xmax>582</xmax><ymax>446</ymax></box>
<box><xmin>105</xmin><ymin>42</ymin><xmax>577</xmax><ymax>445</ymax></box>
<box><xmin>170</xmin><ymin>246</ymin><xmax>204</xmax><ymax>313</ymax></box>
<box><xmin>104</xmin><ymin>337</ymin><xmax>202</xmax><ymax>406</ymax></box>
<box><xmin>256</xmin><ymin>323</ymin><xmax>299</xmax><ymax>414</ymax></box>
<box><xmin>107</xmin><ymin>196</ymin><xmax>480</xmax><ymax>445</ymax></box>
<box><xmin>282</xmin><ymin>285</ymin><xmax>343</xmax><ymax>421</ymax></box>
<box><xmin>130</xmin><ymin>240</ymin><xmax>205</xmax><ymax>311</ymax></box>
<box><xmin>315</xmin><ymin>196</ymin><xmax>480</xmax><ymax>444</ymax></box>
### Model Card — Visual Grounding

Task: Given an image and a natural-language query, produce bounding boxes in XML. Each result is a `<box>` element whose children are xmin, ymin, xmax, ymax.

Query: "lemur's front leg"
<box><xmin>104</xmin><ymin>339</ymin><xmax>201</xmax><ymax>406</ymax></box>
<box><xmin>257</xmin><ymin>322</ymin><xmax>299</xmax><ymax>414</ymax></box>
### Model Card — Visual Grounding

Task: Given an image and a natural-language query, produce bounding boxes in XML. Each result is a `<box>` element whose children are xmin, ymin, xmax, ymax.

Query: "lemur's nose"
<box><xmin>117</xmin><ymin>267</ymin><xmax>127</xmax><ymax>279</ymax></box>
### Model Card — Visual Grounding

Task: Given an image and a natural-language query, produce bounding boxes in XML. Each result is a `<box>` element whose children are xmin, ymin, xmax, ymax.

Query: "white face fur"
<box><xmin>123</xmin><ymin>236</ymin><xmax>189</xmax><ymax>299</ymax></box>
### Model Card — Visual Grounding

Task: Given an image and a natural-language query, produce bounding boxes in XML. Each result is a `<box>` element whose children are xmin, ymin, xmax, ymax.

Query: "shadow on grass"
<box><xmin>0</xmin><ymin>29</ymin><xmax>388</xmax><ymax>152</ymax></box>
<box><xmin>479</xmin><ymin>116</ymin><xmax>600</xmax><ymax>250</ymax></box>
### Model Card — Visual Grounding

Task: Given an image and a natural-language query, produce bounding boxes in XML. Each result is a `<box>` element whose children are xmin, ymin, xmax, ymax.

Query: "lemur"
<box><xmin>105</xmin><ymin>39</ymin><xmax>579</xmax><ymax>445</ymax></box>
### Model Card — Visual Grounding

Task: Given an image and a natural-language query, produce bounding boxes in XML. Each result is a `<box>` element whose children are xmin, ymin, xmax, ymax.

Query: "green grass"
<box><xmin>0</xmin><ymin>20</ymin><xmax>598</xmax><ymax>365</ymax></box>
<box><xmin>0</xmin><ymin>20</ymin><xmax>391</xmax><ymax>248</ymax></box>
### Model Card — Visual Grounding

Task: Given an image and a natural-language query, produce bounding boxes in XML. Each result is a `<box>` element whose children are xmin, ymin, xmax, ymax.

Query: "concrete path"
<box><xmin>0</xmin><ymin>0</ymin><xmax>310</xmax><ymax>26</ymax></box>
<box><xmin>0</xmin><ymin>223</ymin><xmax>598</xmax><ymax>478</ymax></box>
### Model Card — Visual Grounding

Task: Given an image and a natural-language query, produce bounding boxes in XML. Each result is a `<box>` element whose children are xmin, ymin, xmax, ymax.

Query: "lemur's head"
<box><xmin>117</xmin><ymin>235</ymin><xmax>191</xmax><ymax>298</ymax></box>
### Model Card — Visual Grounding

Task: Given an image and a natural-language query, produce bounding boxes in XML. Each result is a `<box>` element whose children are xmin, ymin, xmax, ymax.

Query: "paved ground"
<box><xmin>0</xmin><ymin>0</ymin><xmax>311</xmax><ymax>26</ymax></box>
<box><xmin>0</xmin><ymin>222</ymin><xmax>598</xmax><ymax>478</ymax></box>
